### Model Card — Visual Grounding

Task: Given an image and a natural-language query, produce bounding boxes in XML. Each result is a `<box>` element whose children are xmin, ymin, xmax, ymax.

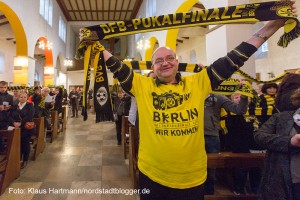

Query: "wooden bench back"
<box><xmin>128</xmin><ymin>126</ymin><xmax>139</xmax><ymax>189</ymax></box>
<box><xmin>60</xmin><ymin>106</ymin><xmax>67</xmax><ymax>130</ymax></box>
<box><xmin>0</xmin><ymin>128</ymin><xmax>20</xmax><ymax>195</ymax></box>
<box><xmin>0</xmin><ymin>131</ymin><xmax>14</xmax><ymax>157</ymax></box>
<box><xmin>121</xmin><ymin>116</ymin><xmax>129</xmax><ymax>159</ymax></box>
<box><xmin>31</xmin><ymin>117</ymin><xmax>45</xmax><ymax>160</ymax></box>
<box><xmin>206</xmin><ymin>152</ymin><xmax>265</xmax><ymax>200</ymax></box>
<box><xmin>207</xmin><ymin>152</ymin><xmax>265</xmax><ymax>168</ymax></box>
<box><xmin>49</xmin><ymin>111</ymin><xmax>58</xmax><ymax>143</ymax></box>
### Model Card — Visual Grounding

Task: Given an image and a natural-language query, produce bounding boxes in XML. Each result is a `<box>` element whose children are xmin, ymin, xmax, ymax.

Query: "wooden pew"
<box><xmin>58</xmin><ymin>106</ymin><xmax>67</xmax><ymax>132</ymax></box>
<box><xmin>0</xmin><ymin>128</ymin><xmax>21</xmax><ymax>195</ymax></box>
<box><xmin>47</xmin><ymin>110</ymin><xmax>58</xmax><ymax>143</ymax></box>
<box><xmin>207</xmin><ymin>152</ymin><xmax>265</xmax><ymax>168</ymax></box>
<box><xmin>57</xmin><ymin>105</ymin><xmax>67</xmax><ymax>134</ymax></box>
<box><xmin>128</xmin><ymin>126</ymin><xmax>139</xmax><ymax>189</ymax></box>
<box><xmin>205</xmin><ymin>152</ymin><xmax>265</xmax><ymax>200</ymax></box>
<box><xmin>31</xmin><ymin>117</ymin><xmax>45</xmax><ymax>160</ymax></box>
<box><xmin>121</xmin><ymin>116</ymin><xmax>129</xmax><ymax>159</ymax></box>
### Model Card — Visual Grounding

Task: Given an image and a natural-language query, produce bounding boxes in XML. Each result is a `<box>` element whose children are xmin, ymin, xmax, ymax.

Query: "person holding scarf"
<box><xmin>9</xmin><ymin>92</ymin><xmax>35</xmax><ymax>169</ymax></box>
<box><xmin>254</xmin><ymin>77</ymin><xmax>300</xmax><ymax>200</ymax></box>
<box><xmin>257</xmin><ymin>83</ymin><xmax>279</xmax><ymax>126</ymax></box>
<box><xmin>95</xmin><ymin>4</ymin><xmax>297</xmax><ymax>199</ymax></box>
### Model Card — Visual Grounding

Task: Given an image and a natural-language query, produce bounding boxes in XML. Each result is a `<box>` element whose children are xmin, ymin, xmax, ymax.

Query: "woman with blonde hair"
<box><xmin>9</xmin><ymin>92</ymin><xmax>35</xmax><ymax>169</ymax></box>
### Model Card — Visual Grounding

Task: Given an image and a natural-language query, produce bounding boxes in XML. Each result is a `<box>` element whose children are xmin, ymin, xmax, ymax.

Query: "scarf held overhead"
<box><xmin>82</xmin><ymin>45</ymin><xmax>92</xmax><ymax>121</ymax></box>
<box><xmin>78</xmin><ymin>1</ymin><xmax>299</xmax><ymax>52</ymax></box>
<box><xmin>121</xmin><ymin>61</ymin><xmax>286</xmax><ymax>84</ymax></box>
<box><xmin>92</xmin><ymin>43</ymin><xmax>114</xmax><ymax>123</ymax></box>
<box><xmin>78</xmin><ymin>1</ymin><xmax>299</xmax><ymax>122</ymax></box>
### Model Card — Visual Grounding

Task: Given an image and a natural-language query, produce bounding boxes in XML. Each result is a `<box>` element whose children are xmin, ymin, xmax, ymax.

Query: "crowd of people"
<box><xmin>0</xmin><ymin>83</ymin><xmax>80</xmax><ymax>169</ymax></box>
<box><xmin>0</xmin><ymin>2</ymin><xmax>298</xmax><ymax>199</ymax></box>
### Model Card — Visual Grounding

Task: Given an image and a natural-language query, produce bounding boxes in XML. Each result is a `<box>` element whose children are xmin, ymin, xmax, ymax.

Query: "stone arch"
<box><xmin>145</xmin><ymin>37</ymin><xmax>159</xmax><ymax>61</ymax></box>
<box><xmin>0</xmin><ymin>2</ymin><xmax>28</xmax><ymax>84</ymax></box>
<box><xmin>35</xmin><ymin>37</ymin><xmax>54</xmax><ymax>86</ymax></box>
<box><xmin>0</xmin><ymin>2</ymin><xmax>27</xmax><ymax>56</ymax></box>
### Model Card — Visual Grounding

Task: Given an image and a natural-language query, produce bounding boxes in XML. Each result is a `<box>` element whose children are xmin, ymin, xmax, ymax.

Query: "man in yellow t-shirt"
<box><xmin>99</xmin><ymin>14</ymin><xmax>294</xmax><ymax>200</ymax></box>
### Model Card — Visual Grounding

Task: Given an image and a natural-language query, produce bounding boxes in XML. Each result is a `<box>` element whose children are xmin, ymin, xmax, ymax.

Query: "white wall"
<box><xmin>176</xmin><ymin>36</ymin><xmax>206</xmax><ymax>64</ymax></box>
<box><xmin>66</xmin><ymin>71</ymin><xmax>84</xmax><ymax>91</ymax></box>
<box><xmin>56</xmin><ymin>72</ymin><xmax>67</xmax><ymax>88</ymax></box>
<box><xmin>255</xmin><ymin>23</ymin><xmax>300</xmax><ymax>80</ymax></box>
<box><xmin>206</xmin><ymin>26</ymin><xmax>227</xmax><ymax>65</ymax></box>
<box><xmin>0</xmin><ymin>37</ymin><xmax>15</xmax><ymax>83</ymax></box>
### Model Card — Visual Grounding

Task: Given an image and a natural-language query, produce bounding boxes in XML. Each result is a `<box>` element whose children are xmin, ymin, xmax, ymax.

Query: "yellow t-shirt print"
<box><xmin>130</xmin><ymin>69</ymin><xmax>212</xmax><ymax>189</ymax></box>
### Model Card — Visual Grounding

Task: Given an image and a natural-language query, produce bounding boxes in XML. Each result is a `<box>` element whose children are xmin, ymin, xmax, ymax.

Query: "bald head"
<box><xmin>151</xmin><ymin>47</ymin><xmax>176</xmax><ymax>63</ymax></box>
<box><xmin>151</xmin><ymin>46</ymin><xmax>179</xmax><ymax>84</ymax></box>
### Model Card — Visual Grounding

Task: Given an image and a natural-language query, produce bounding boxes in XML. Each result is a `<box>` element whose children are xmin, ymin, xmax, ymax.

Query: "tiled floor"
<box><xmin>1</xmin><ymin>112</ymin><xmax>139</xmax><ymax>200</ymax></box>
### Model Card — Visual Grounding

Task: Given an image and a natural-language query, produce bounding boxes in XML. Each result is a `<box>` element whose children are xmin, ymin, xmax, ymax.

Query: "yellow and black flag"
<box><xmin>92</xmin><ymin>43</ymin><xmax>114</xmax><ymax>123</ymax></box>
<box><xmin>81</xmin><ymin>45</ymin><xmax>91</xmax><ymax>121</ymax></box>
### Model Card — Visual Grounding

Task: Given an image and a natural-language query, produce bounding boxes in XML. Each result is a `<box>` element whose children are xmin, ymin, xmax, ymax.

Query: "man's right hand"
<box><xmin>92</xmin><ymin>41</ymin><xmax>105</xmax><ymax>54</ymax></box>
<box><xmin>290</xmin><ymin>134</ymin><xmax>300</xmax><ymax>147</ymax></box>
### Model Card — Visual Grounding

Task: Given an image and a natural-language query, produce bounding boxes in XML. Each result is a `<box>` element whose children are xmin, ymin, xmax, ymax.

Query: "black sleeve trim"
<box><xmin>207</xmin><ymin>42</ymin><xmax>257</xmax><ymax>89</ymax></box>
<box><xmin>106</xmin><ymin>56</ymin><xmax>133</xmax><ymax>92</ymax></box>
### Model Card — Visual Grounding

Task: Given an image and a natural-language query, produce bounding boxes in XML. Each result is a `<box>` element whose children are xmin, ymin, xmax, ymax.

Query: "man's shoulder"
<box><xmin>5</xmin><ymin>93</ymin><xmax>13</xmax><ymax>98</ymax></box>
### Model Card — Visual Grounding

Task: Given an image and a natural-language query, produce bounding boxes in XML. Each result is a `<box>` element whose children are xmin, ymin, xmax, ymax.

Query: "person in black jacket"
<box><xmin>0</xmin><ymin>81</ymin><xmax>13</xmax><ymax>152</ymax></box>
<box><xmin>0</xmin><ymin>81</ymin><xmax>13</xmax><ymax>130</ymax></box>
<box><xmin>54</xmin><ymin>87</ymin><xmax>63</xmax><ymax>114</ymax></box>
<box><xmin>32</xmin><ymin>86</ymin><xmax>42</xmax><ymax>118</ymax></box>
<box><xmin>68</xmin><ymin>88</ymin><xmax>79</xmax><ymax>118</ymax></box>
<box><xmin>254</xmin><ymin>86</ymin><xmax>300</xmax><ymax>200</ymax></box>
<box><xmin>54</xmin><ymin>87</ymin><xmax>63</xmax><ymax>131</ymax></box>
<box><xmin>9</xmin><ymin>91</ymin><xmax>35</xmax><ymax>169</ymax></box>
<box><xmin>258</xmin><ymin>83</ymin><xmax>278</xmax><ymax>126</ymax></box>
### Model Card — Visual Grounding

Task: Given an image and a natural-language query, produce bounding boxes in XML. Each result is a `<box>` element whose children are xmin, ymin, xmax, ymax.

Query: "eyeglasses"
<box><xmin>153</xmin><ymin>55</ymin><xmax>176</xmax><ymax>65</ymax></box>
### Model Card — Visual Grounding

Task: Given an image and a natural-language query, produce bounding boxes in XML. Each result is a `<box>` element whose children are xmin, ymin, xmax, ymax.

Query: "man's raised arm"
<box><xmin>207</xmin><ymin>2</ymin><xmax>297</xmax><ymax>89</ymax></box>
